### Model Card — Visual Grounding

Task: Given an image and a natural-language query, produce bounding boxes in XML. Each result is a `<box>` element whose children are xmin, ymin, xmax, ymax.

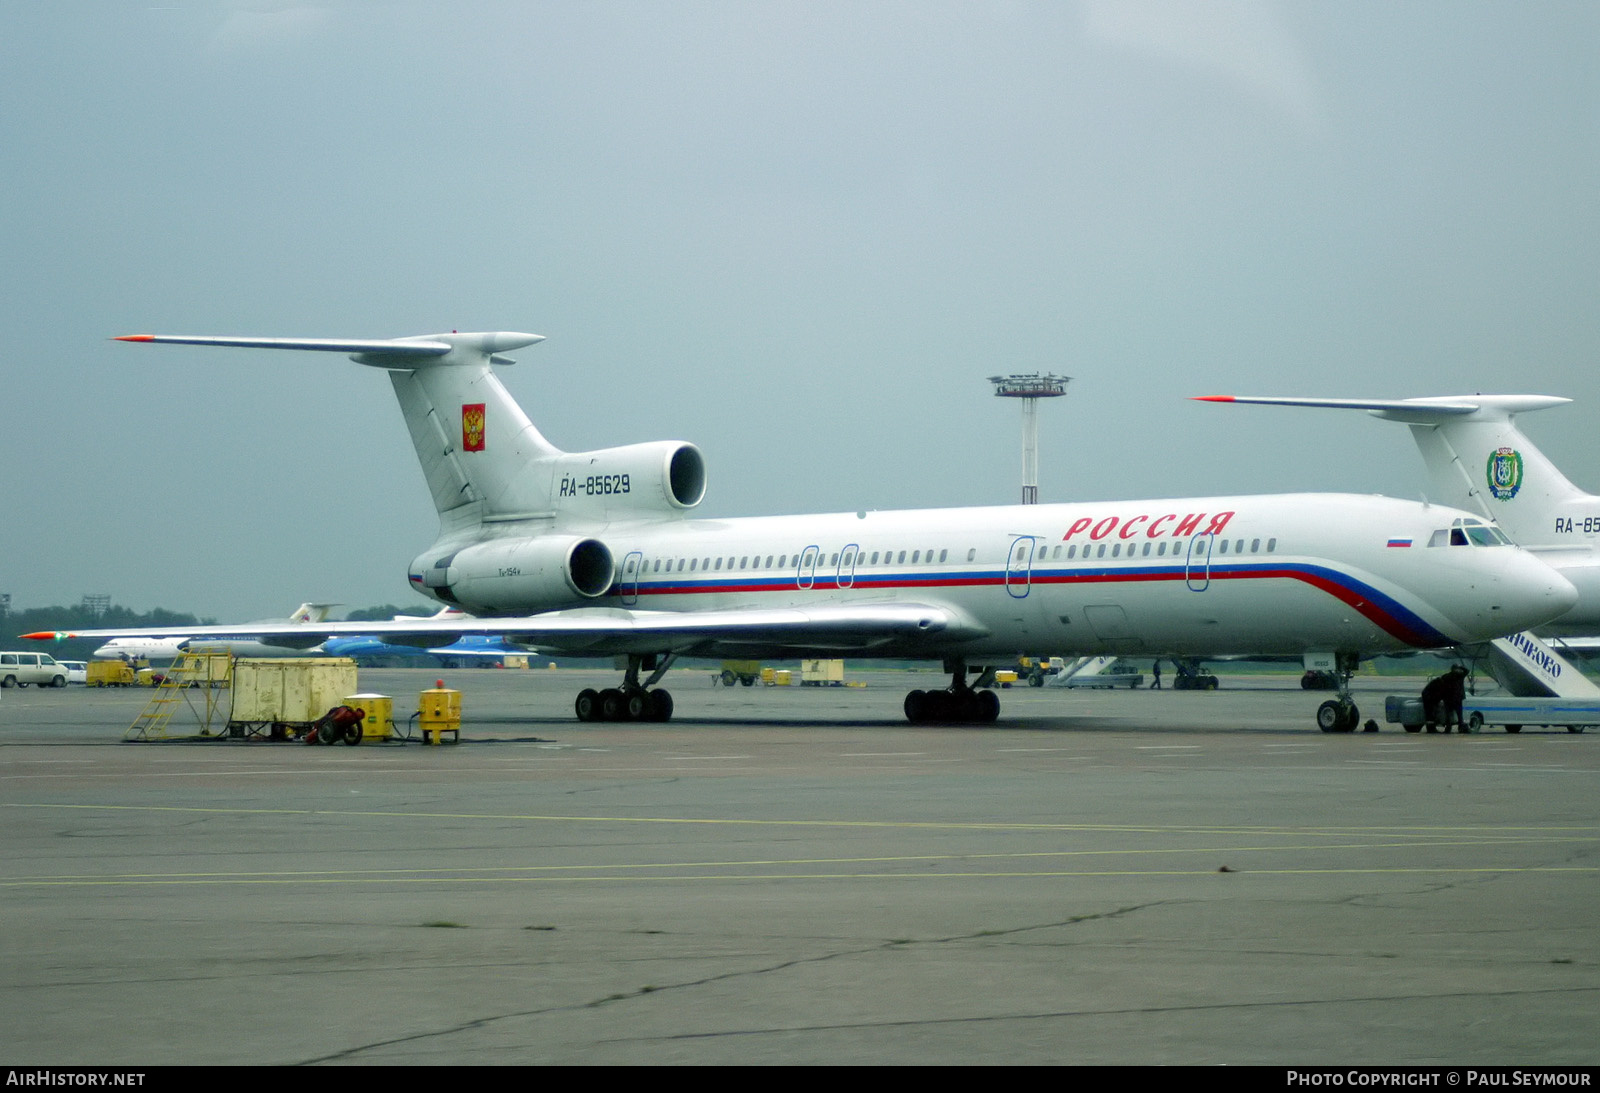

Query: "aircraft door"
<box><xmin>797</xmin><ymin>545</ymin><xmax>820</xmax><ymax>590</ymax></box>
<box><xmin>1185</xmin><ymin>533</ymin><xmax>1214</xmax><ymax>591</ymax></box>
<box><xmin>1006</xmin><ymin>536</ymin><xmax>1036</xmax><ymax>599</ymax></box>
<box><xmin>619</xmin><ymin>551</ymin><xmax>643</xmax><ymax>606</ymax></box>
<box><xmin>837</xmin><ymin>544</ymin><xmax>859</xmax><ymax>589</ymax></box>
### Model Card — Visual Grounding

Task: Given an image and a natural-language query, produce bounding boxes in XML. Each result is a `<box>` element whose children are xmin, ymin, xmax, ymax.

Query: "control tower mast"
<box><xmin>988</xmin><ymin>373</ymin><xmax>1070</xmax><ymax>505</ymax></box>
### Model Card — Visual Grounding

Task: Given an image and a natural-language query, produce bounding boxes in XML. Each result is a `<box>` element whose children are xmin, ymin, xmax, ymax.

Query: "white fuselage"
<box><xmin>418</xmin><ymin>492</ymin><xmax>1571</xmax><ymax>660</ymax></box>
<box><xmin>92</xmin><ymin>635</ymin><xmax>321</xmax><ymax>660</ymax></box>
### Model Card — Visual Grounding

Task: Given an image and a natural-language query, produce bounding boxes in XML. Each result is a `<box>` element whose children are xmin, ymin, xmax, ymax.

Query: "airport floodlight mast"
<box><xmin>988</xmin><ymin>373</ymin><xmax>1070</xmax><ymax>504</ymax></box>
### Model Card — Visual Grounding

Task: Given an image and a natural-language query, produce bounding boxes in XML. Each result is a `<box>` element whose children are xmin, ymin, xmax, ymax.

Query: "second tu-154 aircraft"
<box><xmin>29</xmin><ymin>330</ymin><xmax>1578</xmax><ymax>730</ymax></box>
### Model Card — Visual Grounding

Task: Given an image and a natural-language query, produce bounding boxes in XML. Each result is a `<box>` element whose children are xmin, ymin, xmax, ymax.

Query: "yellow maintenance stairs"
<box><xmin>124</xmin><ymin>653</ymin><xmax>233</xmax><ymax>741</ymax></box>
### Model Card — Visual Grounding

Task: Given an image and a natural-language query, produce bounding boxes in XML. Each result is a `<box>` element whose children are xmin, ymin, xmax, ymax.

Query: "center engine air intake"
<box><xmin>548</xmin><ymin>441</ymin><xmax>706</xmax><ymax>515</ymax></box>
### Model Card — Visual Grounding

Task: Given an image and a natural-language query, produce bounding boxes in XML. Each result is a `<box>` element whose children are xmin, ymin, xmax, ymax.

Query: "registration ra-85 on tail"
<box><xmin>29</xmin><ymin>331</ymin><xmax>1575</xmax><ymax>731</ymax></box>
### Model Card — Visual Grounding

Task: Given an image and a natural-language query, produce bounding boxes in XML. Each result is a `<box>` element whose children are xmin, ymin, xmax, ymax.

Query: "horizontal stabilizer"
<box><xmin>116</xmin><ymin>334</ymin><xmax>452</xmax><ymax>356</ymax></box>
<box><xmin>1193</xmin><ymin>394</ymin><xmax>1571</xmax><ymax>423</ymax></box>
<box><xmin>113</xmin><ymin>332</ymin><xmax>545</xmax><ymax>364</ymax></box>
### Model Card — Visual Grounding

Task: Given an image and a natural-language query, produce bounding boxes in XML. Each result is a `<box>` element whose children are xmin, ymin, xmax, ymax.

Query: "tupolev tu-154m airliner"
<box><xmin>27</xmin><ymin>330</ymin><xmax>1577</xmax><ymax>731</ymax></box>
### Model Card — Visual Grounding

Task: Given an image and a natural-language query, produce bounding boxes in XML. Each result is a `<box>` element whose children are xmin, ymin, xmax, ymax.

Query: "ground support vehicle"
<box><xmin>0</xmin><ymin>652</ymin><xmax>68</xmax><ymax>688</ymax></box>
<box><xmin>1385</xmin><ymin>694</ymin><xmax>1598</xmax><ymax>734</ymax></box>
<box><xmin>1064</xmin><ymin>664</ymin><xmax>1144</xmax><ymax>689</ymax></box>
<box><xmin>226</xmin><ymin>658</ymin><xmax>359</xmax><ymax>739</ymax></box>
<box><xmin>87</xmin><ymin>661</ymin><xmax>138</xmax><ymax>687</ymax></box>
<box><xmin>801</xmin><ymin>659</ymin><xmax>845</xmax><ymax>686</ymax></box>
<box><xmin>718</xmin><ymin>659</ymin><xmax>762</xmax><ymax>687</ymax></box>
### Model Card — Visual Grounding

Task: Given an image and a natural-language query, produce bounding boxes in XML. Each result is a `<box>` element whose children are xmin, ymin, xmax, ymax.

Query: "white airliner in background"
<box><xmin>90</xmin><ymin>603</ymin><xmax>338</xmax><ymax>661</ymax></box>
<box><xmin>27</xmin><ymin>331</ymin><xmax>1576</xmax><ymax>730</ymax></box>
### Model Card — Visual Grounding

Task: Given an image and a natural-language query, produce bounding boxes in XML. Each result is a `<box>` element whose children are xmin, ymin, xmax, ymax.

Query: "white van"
<box><xmin>0</xmin><ymin>652</ymin><xmax>69</xmax><ymax>688</ymax></box>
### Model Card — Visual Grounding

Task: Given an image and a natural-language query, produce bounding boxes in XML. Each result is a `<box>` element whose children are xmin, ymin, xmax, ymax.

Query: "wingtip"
<box><xmin>113</xmin><ymin>335</ymin><xmax>154</xmax><ymax>342</ymax></box>
<box><xmin>21</xmin><ymin>631</ymin><xmax>71</xmax><ymax>641</ymax></box>
<box><xmin>1191</xmin><ymin>395</ymin><xmax>1234</xmax><ymax>402</ymax></box>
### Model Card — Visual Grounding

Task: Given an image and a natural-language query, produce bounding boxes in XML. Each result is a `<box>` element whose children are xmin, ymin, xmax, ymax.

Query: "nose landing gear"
<box><xmin>1314</xmin><ymin>653</ymin><xmax>1362</xmax><ymax>733</ymax></box>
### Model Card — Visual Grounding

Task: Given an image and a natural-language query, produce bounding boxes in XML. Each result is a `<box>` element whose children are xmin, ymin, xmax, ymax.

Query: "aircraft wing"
<box><xmin>25</xmin><ymin>602</ymin><xmax>986</xmax><ymax>659</ymax></box>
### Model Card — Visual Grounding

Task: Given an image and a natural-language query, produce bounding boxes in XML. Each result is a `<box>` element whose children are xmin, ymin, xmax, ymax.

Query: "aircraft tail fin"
<box><xmin>1194</xmin><ymin>395</ymin><xmax>1591</xmax><ymax>547</ymax></box>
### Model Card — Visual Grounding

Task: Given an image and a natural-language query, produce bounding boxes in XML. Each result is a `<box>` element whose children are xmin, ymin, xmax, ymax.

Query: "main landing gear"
<box><xmin>1313</xmin><ymin>653</ymin><xmax>1363</xmax><ymax>733</ymax></box>
<box><xmin>574</xmin><ymin>653</ymin><xmax>676</xmax><ymax>723</ymax></box>
<box><xmin>904</xmin><ymin>659</ymin><xmax>1001</xmax><ymax>724</ymax></box>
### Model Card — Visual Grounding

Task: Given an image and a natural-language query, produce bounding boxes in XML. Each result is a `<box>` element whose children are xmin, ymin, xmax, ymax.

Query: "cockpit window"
<box><xmin>1431</xmin><ymin>519</ymin><xmax>1511</xmax><ymax>547</ymax></box>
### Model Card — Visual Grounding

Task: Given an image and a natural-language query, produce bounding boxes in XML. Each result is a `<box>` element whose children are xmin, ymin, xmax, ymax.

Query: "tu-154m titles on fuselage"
<box><xmin>26</xmin><ymin>331</ymin><xmax>1576</xmax><ymax>730</ymax></box>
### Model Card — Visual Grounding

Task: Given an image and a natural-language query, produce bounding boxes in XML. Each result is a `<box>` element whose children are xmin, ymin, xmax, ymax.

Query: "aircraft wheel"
<box><xmin>904</xmin><ymin>690</ymin><xmax>928</xmax><ymax>724</ymax></box>
<box><xmin>646</xmin><ymin>689</ymin><xmax>674</xmax><ymax>722</ymax></box>
<box><xmin>624</xmin><ymin>691</ymin><xmax>647</xmax><ymax>721</ymax></box>
<box><xmin>1316</xmin><ymin>701</ymin><xmax>1343</xmax><ymax>733</ymax></box>
<box><xmin>574</xmin><ymin>688</ymin><xmax>599</xmax><ymax>722</ymax></box>
<box><xmin>977</xmin><ymin>689</ymin><xmax>1000</xmax><ymax>723</ymax></box>
<box><xmin>599</xmin><ymin>688</ymin><xmax>625</xmax><ymax>721</ymax></box>
<box><xmin>1341</xmin><ymin>703</ymin><xmax>1360</xmax><ymax>732</ymax></box>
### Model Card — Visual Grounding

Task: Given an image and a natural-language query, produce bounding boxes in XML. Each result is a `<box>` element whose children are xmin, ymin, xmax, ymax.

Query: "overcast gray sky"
<box><xmin>4</xmin><ymin>1</ymin><xmax>1599</xmax><ymax>622</ymax></box>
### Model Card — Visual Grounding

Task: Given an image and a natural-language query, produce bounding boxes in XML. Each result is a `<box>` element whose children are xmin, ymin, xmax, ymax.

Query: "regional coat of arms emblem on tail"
<box><xmin>462</xmin><ymin>403</ymin><xmax>486</xmax><ymax>452</ymax></box>
<box><xmin>1486</xmin><ymin>446</ymin><xmax>1523</xmax><ymax>501</ymax></box>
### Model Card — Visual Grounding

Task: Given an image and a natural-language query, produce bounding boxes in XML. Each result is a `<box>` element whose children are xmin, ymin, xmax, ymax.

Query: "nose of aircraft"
<box><xmin>1466</xmin><ymin>550</ymin><xmax>1579</xmax><ymax>639</ymax></box>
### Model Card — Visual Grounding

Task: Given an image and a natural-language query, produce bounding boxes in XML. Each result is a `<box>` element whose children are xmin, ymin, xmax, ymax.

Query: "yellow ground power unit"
<box><xmin>418</xmin><ymin>683</ymin><xmax>461</xmax><ymax>745</ymax></box>
<box><xmin>347</xmin><ymin>693</ymin><xmax>394</xmax><ymax>742</ymax></box>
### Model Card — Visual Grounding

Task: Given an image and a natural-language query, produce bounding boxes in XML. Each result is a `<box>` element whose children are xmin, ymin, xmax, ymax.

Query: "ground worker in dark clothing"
<box><xmin>1421</xmin><ymin>665</ymin><xmax>1469</xmax><ymax>733</ymax></box>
